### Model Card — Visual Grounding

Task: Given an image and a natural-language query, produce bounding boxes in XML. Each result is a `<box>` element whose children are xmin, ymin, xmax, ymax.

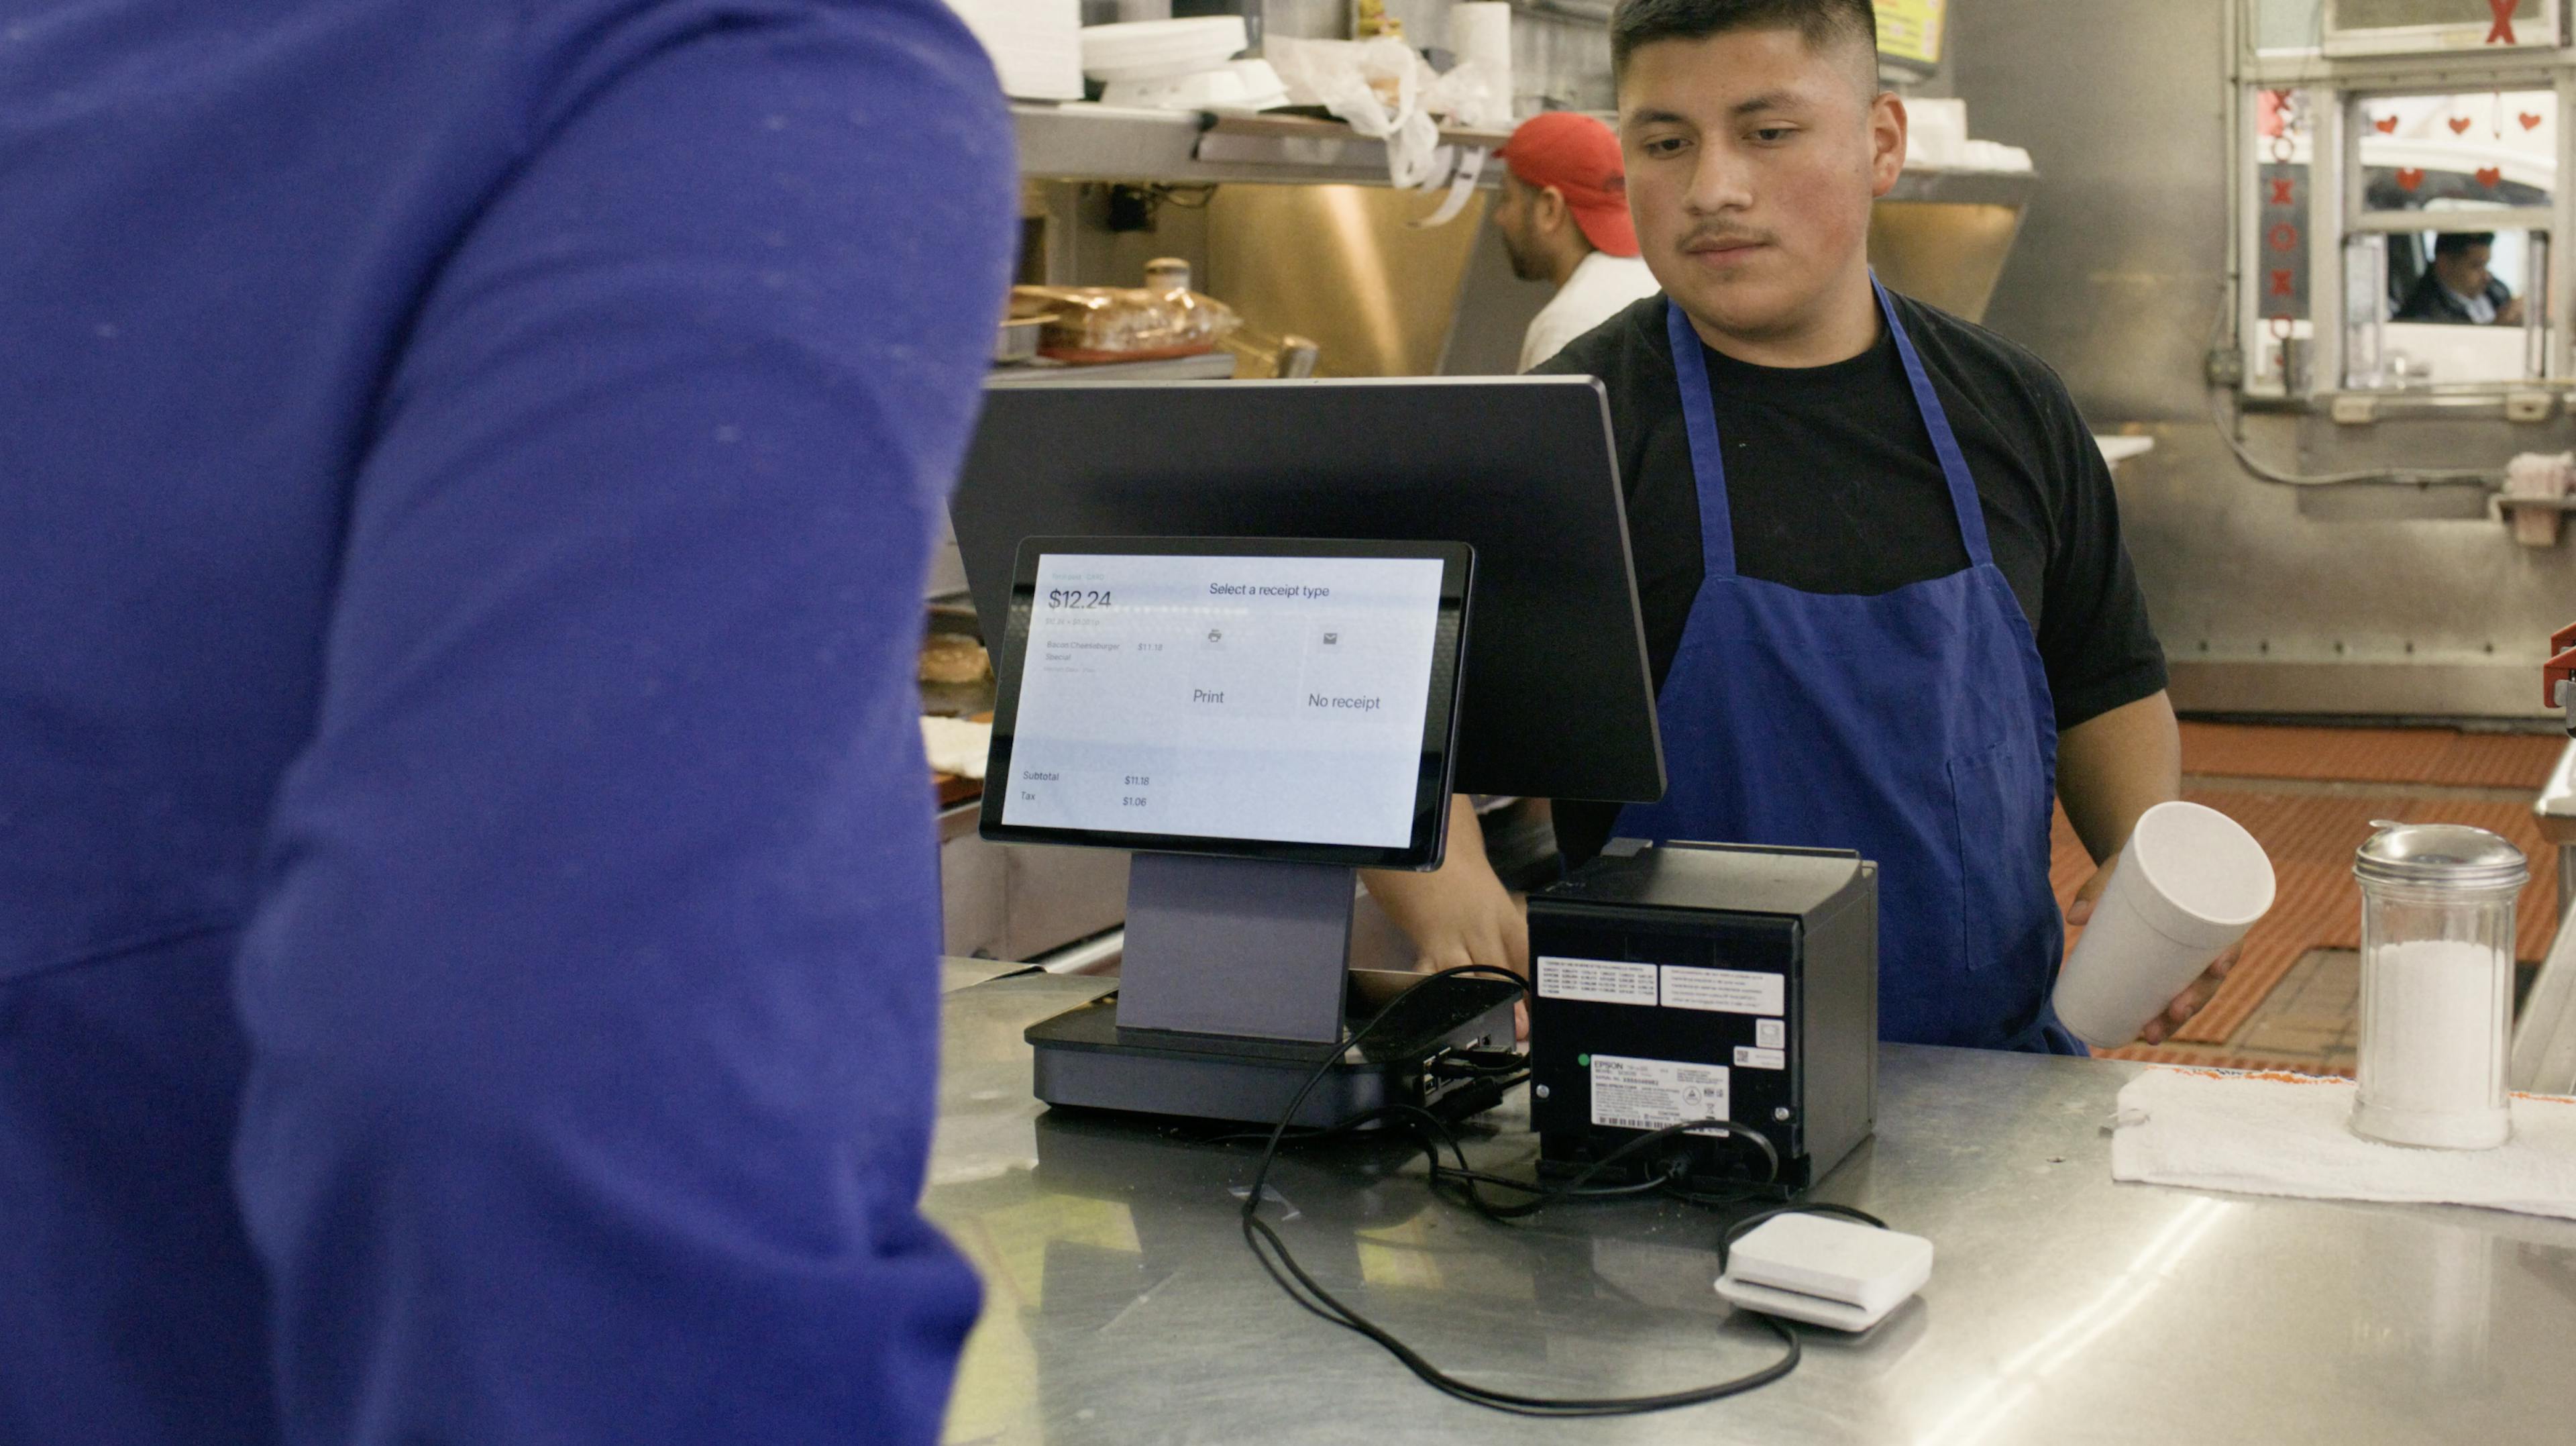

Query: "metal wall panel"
<box><xmin>1513</xmin><ymin>9</ymin><xmax>1617</xmax><ymax>111</ymax></box>
<box><xmin>1954</xmin><ymin>0</ymin><xmax>2233</xmax><ymax>423</ymax></box>
<box><xmin>1953</xmin><ymin>0</ymin><xmax>2572</xmax><ymax>721</ymax></box>
<box><xmin>1867</xmin><ymin>199</ymin><xmax>2026</xmax><ymax>322</ymax></box>
<box><xmin>1438</xmin><ymin>216</ymin><xmax>1556</xmax><ymax>374</ymax></box>
<box><xmin>1204</xmin><ymin>183</ymin><xmax>1493</xmax><ymax>376</ymax></box>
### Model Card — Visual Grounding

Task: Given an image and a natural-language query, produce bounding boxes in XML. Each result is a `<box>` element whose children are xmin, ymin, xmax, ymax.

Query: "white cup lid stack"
<box><xmin>1079</xmin><ymin>18</ymin><xmax>1249</xmax><ymax>83</ymax></box>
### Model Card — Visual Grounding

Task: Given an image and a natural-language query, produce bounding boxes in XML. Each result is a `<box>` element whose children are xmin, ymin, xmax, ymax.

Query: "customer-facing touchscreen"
<box><xmin>999</xmin><ymin>550</ymin><xmax>1447</xmax><ymax>849</ymax></box>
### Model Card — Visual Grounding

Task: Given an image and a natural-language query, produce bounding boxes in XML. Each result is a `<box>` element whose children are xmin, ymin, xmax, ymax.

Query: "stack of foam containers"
<box><xmin>945</xmin><ymin>0</ymin><xmax>1084</xmax><ymax>101</ymax></box>
<box><xmin>1082</xmin><ymin>18</ymin><xmax>1287</xmax><ymax>115</ymax></box>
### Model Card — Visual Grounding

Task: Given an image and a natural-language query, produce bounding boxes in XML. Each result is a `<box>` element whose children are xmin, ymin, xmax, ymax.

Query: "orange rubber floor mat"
<box><xmin>2051</xmin><ymin>795</ymin><xmax>2562</xmax><ymax>1063</ymax></box>
<box><xmin>2047</xmin><ymin>719</ymin><xmax>2571</xmax><ymax>1070</ymax></box>
<box><xmin>2176</xmin><ymin>721</ymin><xmax>2566</xmax><ymax>790</ymax></box>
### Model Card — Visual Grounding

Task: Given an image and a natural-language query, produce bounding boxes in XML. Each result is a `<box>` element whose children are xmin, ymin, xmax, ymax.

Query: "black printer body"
<box><xmin>1528</xmin><ymin>839</ymin><xmax>1878</xmax><ymax>1196</ymax></box>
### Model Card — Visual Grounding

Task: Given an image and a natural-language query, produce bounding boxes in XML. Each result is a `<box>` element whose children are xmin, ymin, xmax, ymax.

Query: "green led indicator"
<box><xmin>1577</xmin><ymin>1053</ymin><xmax>1591</xmax><ymax>1067</ymax></box>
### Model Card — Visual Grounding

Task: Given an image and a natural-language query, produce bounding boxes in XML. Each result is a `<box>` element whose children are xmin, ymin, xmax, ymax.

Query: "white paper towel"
<box><xmin>1449</xmin><ymin>3</ymin><xmax>1512</xmax><ymax>129</ymax></box>
<box><xmin>2110</xmin><ymin>1066</ymin><xmax>2576</xmax><ymax>1221</ymax></box>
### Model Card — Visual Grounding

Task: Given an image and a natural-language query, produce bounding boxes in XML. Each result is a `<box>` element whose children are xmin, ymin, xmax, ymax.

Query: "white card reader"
<box><xmin>1713</xmin><ymin>1213</ymin><xmax>1933</xmax><ymax>1332</ymax></box>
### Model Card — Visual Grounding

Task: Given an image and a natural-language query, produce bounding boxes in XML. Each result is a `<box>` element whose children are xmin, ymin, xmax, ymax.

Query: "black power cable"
<box><xmin>1234</xmin><ymin>963</ymin><xmax>1882</xmax><ymax>1419</ymax></box>
<box><xmin>1224</xmin><ymin>1094</ymin><xmax>1734</xmax><ymax>1217</ymax></box>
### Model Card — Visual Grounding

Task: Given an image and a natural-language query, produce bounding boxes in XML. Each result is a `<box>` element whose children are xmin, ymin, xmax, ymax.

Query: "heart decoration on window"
<box><xmin>2522</xmin><ymin>112</ymin><xmax>2546</xmax><ymax>130</ymax></box>
<box><xmin>2449</xmin><ymin>117</ymin><xmax>2475</xmax><ymax>134</ymax></box>
<box><xmin>2373</xmin><ymin>115</ymin><xmax>2400</xmax><ymax>134</ymax></box>
<box><xmin>2397</xmin><ymin>168</ymin><xmax>2426</xmax><ymax>191</ymax></box>
<box><xmin>2477</xmin><ymin>166</ymin><xmax>2504</xmax><ymax>187</ymax></box>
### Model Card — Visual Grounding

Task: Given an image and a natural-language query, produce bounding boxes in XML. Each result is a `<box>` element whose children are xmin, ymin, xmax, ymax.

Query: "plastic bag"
<box><xmin>1265</xmin><ymin>36</ymin><xmax>1444</xmax><ymax>189</ymax></box>
<box><xmin>1009</xmin><ymin>285</ymin><xmax>1241</xmax><ymax>363</ymax></box>
<box><xmin>1422</xmin><ymin>58</ymin><xmax>1508</xmax><ymax>131</ymax></box>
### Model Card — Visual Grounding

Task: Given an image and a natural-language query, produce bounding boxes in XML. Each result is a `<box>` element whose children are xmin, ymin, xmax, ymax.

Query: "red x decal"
<box><xmin>2489</xmin><ymin>0</ymin><xmax>2518</xmax><ymax>45</ymax></box>
<box><xmin>2269</xmin><ymin>268</ymin><xmax>2295</xmax><ymax>297</ymax></box>
<box><xmin>2269</xmin><ymin>178</ymin><xmax>2295</xmax><ymax>206</ymax></box>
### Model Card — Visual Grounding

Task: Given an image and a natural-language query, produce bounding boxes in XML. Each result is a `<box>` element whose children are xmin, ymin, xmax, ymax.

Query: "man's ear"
<box><xmin>1536</xmin><ymin>183</ymin><xmax>1571</xmax><ymax>236</ymax></box>
<box><xmin>1870</xmin><ymin>93</ymin><xmax>1907</xmax><ymax>198</ymax></box>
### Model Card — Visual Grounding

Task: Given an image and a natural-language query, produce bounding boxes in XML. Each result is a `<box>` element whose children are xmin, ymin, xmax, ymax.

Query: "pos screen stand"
<box><xmin>982</xmin><ymin>536</ymin><xmax>1517</xmax><ymax>1127</ymax></box>
<box><xmin>1028</xmin><ymin>855</ymin><xmax>1520</xmax><ymax>1128</ymax></box>
<box><xmin>1116</xmin><ymin>855</ymin><xmax>1355</xmax><ymax>1042</ymax></box>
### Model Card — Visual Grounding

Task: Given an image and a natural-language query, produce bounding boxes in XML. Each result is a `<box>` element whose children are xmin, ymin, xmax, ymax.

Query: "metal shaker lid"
<box><xmin>2353</xmin><ymin>821</ymin><xmax>2529</xmax><ymax>890</ymax></box>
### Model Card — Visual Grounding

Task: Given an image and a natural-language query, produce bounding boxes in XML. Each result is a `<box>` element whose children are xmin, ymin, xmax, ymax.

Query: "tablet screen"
<box><xmin>982</xmin><ymin>538</ymin><xmax>1470</xmax><ymax>868</ymax></box>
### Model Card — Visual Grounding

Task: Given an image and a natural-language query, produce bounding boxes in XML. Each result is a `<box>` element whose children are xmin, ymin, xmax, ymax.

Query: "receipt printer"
<box><xmin>1529</xmin><ymin>840</ymin><xmax>1878</xmax><ymax>1196</ymax></box>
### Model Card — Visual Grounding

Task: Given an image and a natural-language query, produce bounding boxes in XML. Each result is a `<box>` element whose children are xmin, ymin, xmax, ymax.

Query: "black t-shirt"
<box><xmin>1536</xmin><ymin>291</ymin><xmax>2167</xmax><ymax>867</ymax></box>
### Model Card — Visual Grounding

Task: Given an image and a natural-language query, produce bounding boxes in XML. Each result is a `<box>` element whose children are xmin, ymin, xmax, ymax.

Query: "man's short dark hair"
<box><xmin>2434</xmin><ymin>231</ymin><xmax>2496</xmax><ymax>259</ymax></box>
<box><xmin>1611</xmin><ymin>0</ymin><xmax>1879</xmax><ymax>83</ymax></box>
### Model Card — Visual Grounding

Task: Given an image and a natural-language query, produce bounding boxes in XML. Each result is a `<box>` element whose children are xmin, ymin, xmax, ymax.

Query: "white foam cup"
<box><xmin>2051</xmin><ymin>801</ymin><xmax>2276</xmax><ymax>1048</ymax></box>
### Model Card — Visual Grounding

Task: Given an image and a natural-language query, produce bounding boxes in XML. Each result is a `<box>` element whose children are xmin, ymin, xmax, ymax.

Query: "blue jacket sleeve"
<box><xmin>227</xmin><ymin>5</ymin><xmax>1014</xmax><ymax>1442</ymax></box>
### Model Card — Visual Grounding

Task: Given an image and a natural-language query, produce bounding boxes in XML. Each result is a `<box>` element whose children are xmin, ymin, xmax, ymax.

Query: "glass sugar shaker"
<box><xmin>2351</xmin><ymin>822</ymin><xmax>2528</xmax><ymax>1150</ymax></box>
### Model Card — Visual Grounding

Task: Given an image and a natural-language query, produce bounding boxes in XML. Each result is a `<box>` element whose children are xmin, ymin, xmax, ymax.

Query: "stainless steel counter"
<box><xmin>941</xmin><ymin>957</ymin><xmax>1037</xmax><ymax>995</ymax></box>
<box><xmin>926</xmin><ymin>971</ymin><xmax>2576</xmax><ymax>1445</ymax></box>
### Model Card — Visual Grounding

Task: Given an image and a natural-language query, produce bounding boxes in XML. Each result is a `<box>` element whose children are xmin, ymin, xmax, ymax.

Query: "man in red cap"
<box><xmin>1494</xmin><ymin>111</ymin><xmax>1666</xmax><ymax>370</ymax></box>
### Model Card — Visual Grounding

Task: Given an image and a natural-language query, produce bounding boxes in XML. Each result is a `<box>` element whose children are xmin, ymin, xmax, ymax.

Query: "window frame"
<box><xmin>2235</xmin><ymin>4</ymin><xmax>2576</xmax><ymax>401</ymax></box>
<box><xmin>2320</xmin><ymin>0</ymin><xmax>2562</xmax><ymax>59</ymax></box>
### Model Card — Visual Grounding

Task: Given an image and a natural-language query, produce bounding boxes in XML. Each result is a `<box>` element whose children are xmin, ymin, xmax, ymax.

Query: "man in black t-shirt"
<box><xmin>1364</xmin><ymin>0</ymin><xmax>2235</xmax><ymax>1051</ymax></box>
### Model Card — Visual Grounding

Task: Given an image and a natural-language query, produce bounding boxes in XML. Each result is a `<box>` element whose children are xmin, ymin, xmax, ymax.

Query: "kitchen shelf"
<box><xmin>1880</xmin><ymin>166</ymin><xmax>2040</xmax><ymax>206</ymax></box>
<box><xmin>1014</xmin><ymin>103</ymin><xmax>1509</xmax><ymax>187</ymax></box>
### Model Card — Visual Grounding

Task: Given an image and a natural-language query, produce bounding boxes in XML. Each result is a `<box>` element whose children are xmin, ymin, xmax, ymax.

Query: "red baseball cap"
<box><xmin>1497</xmin><ymin>111</ymin><xmax>1639</xmax><ymax>258</ymax></box>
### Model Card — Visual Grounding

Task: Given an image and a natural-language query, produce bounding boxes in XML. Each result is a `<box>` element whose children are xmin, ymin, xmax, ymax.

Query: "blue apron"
<box><xmin>1616</xmin><ymin>285</ymin><xmax>2082</xmax><ymax>1053</ymax></box>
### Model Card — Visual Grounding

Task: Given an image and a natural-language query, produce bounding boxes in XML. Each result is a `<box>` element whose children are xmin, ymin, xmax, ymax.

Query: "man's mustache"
<box><xmin>1677</xmin><ymin>226</ymin><xmax>1775</xmax><ymax>250</ymax></box>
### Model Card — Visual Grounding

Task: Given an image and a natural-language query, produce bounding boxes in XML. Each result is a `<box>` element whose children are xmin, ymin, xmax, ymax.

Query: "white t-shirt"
<box><xmin>1517</xmin><ymin>251</ymin><xmax>1664</xmax><ymax>372</ymax></box>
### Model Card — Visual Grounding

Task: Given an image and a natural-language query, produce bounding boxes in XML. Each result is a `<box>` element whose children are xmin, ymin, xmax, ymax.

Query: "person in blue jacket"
<box><xmin>0</xmin><ymin>3</ymin><xmax>1014</xmax><ymax>1441</ymax></box>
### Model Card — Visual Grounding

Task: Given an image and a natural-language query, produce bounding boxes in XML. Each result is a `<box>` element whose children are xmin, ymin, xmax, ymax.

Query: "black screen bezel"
<box><xmin>978</xmin><ymin>535</ymin><xmax>1472</xmax><ymax>870</ymax></box>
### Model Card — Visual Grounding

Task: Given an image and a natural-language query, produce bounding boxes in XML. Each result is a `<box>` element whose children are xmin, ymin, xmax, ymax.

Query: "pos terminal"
<box><xmin>953</xmin><ymin>376</ymin><xmax>1674</xmax><ymax>1128</ymax></box>
<box><xmin>953</xmin><ymin>378</ymin><xmax>1878</xmax><ymax>1159</ymax></box>
<box><xmin>981</xmin><ymin>535</ymin><xmax>1507</xmax><ymax>1125</ymax></box>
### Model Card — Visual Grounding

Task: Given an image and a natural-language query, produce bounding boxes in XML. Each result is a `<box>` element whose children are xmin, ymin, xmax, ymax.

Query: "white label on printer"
<box><xmin>1756</xmin><ymin>1018</ymin><xmax>1787</xmax><ymax>1049</ymax></box>
<box><xmin>1660</xmin><ymin>966</ymin><xmax>1785</xmax><ymax>1016</ymax></box>
<box><xmin>1589</xmin><ymin>1055</ymin><xmax>1730</xmax><ymax>1132</ymax></box>
<box><xmin>1733</xmin><ymin>1046</ymin><xmax>1786</xmax><ymax>1070</ymax></box>
<box><xmin>1536</xmin><ymin>956</ymin><xmax>1659</xmax><ymax>1006</ymax></box>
